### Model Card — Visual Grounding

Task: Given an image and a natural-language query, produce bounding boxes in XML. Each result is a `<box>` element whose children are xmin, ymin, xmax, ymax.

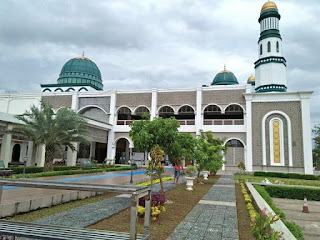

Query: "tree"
<box><xmin>193</xmin><ymin>131</ymin><xmax>226</xmax><ymax>176</ymax></box>
<box><xmin>130</xmin><ymin>116</ymin><xmax>195</xmax><ymax>189</ymax></box>
<box><xmin>11</xmin><ymin>102</ymin><xmax>89</xmax><ymax>171</ymax></box>
<box><xmin>147</xmin><ymin>145</ymin><xmax>165</xmax><ymax>192</ymax></box>
<box><xmin>313</xmin><ymin>124</ymin><xmax>320</xmax><ymax>168</ymax></box>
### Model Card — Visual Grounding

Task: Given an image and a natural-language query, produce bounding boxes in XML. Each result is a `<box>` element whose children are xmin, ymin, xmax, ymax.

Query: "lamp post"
<box><xmin>129</xmin><ymin>148</ymin><xmax>133</xmax><ymax>184</ymax></box>
<box><xmin>23</xmin><ymin>156</ymin><xmax>28</xmax><ymax>179</ymax></box>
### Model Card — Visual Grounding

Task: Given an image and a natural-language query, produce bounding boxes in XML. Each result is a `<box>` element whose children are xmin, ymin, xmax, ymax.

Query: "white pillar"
<box><xmin>26</xmin><ymin>141</ymin><xmax>34</xmax><ymax>167</ymax></box>
<box><xmin>106</xmin><ymin>130</ymin><xmax>115</xmax><ymax>161</ymax></box>
<box><xmin>0</xmin><ymin>124</ymin><xmax>12</xmax><ymax>167</ymax></box>
<box><xmin>89</xmin><ymin>141</ymin><xmax>96</xmax><ymax>160</ymax></box>
<box><xmin>245</xmin><ymin>94</ymin><xmax>253</xmax><ymax>172</ymax></box>
<box><xmin>151</xmin><ymin>89</ymin><xmax>157</xmax><ymax>120</ymax></box>
<box><xmin>109</xmin><ymin>90</ymin><xmax>116</xmax><ymax>125</ymax></box>
<box><xmin>71</xmin><ymin>93</ymin><xmax>79</xmax><ymax>111</ymax></box>
<box><xmin>300</xmin><ymin>92</ymin><xmax>313</xmax><ymax>174</ymax></box>
<box><xmin>67</xmin><ymin>142</ymin><xmax>79</xmax><ymax>166</ymax></box>
<box><xmin>36</xmin><ymin>144</ymin><xmax>46</xmax><ymax>167</ymax></box>
<box><xmin>195</xmin><ymin>87</ymin><xmax>203</xmax><ymax>134</ymax></box>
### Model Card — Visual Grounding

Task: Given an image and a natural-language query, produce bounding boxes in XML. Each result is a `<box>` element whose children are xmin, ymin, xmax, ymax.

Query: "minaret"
<box><xmin>255</xmin><ymin>1</ymin><xmax>287</xmax><ymax>93</ymax></box>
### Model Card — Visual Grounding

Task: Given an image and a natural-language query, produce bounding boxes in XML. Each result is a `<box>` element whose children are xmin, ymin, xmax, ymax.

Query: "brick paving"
<box><xmin>168</xmin><ymin>175</ymin><xmax>238</xmax><ymax>240</ymax></box>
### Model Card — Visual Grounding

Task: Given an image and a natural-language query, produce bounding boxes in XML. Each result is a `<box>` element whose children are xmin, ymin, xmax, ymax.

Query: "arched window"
<box><xmin>117</xmin><ymin>107</ymin><xmax>132</xmax><ymax>121</ymax></box>
<box><xmin>268</xmin><ymin>41</ymin><xmax>271</xmax><ymax>52</ymax></box>
<box><xmin>158</xmin><ymin>106</ymin><xmax>174</xmax><ymax>119</ymax></box>
<box><xmin>225</xmin><ymin>104</ymin><xmax>244</xmax><ymax>119</ymax></box>
<box><xmin>176</xmin><ymin>105</ymin><xmax>195</xmax><ymax>121</ymax></box>
<box><xmin>276</xmin><ymin>41</ymin><xmax>279</xmax><ymax>52</ymax></box>
<box><xmin>260</xmin><ymin>44</ymin><xmax>263</xmax><ymax>55</ymax></box>
<box><xmin>133</xmin><ymin>106</ymin><xmax>150</xmax><ymax>120</ymax></box>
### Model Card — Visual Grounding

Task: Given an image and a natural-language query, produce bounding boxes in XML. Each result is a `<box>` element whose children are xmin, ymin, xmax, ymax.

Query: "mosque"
<box><xmin>0</xmin><ymin>1</ymin><xmax>314</xmax><ymax>174</ymax></box>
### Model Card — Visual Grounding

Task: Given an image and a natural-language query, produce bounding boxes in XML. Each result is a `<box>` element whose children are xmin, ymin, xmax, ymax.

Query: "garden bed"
<box><xmin>235</xmin><ymin>184</ymin><xmax>255</xmax><ymax>240</ymax></box>
<box><xmin>87</xmin><ymin>175</ymin><xmax>220</xmax><ymax>240</ymax></box>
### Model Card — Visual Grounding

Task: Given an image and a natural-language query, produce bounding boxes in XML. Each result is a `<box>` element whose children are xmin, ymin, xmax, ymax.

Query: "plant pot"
<box><xmin>186</xmin><ymin>177</ymin><xmax>195</xmax><ymax>191</ymax></box>
<box><xmin>203</xmin><ymin>171</ymin><xmax>209</xmax><ymax>180</ymax></box>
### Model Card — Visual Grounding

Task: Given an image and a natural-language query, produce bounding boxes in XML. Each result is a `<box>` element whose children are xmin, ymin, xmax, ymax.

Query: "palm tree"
<box><xmin>11</xmin><ymin>101</ymin><xmax>89</xmax><ymax>171</ymax></box>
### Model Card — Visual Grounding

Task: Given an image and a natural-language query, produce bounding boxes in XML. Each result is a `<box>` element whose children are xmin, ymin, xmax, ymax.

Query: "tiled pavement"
<box><xmin>168</xmin><ymin>175</ymin><xmax>238</xmax><ymax>240</ymax></box>
<box><xmin>33</xmin><ymin>177</ymin><xmax>186</xmax><ymax>228</ymax></box>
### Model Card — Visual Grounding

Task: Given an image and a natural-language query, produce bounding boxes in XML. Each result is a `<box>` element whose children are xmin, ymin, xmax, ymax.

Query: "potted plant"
<box><xmin>185</xmin><ymin>165</ymin><xmax>197</xmax><ymax>191</ymax></box>
<box><xmin>202</xmin><ymin>170</ymin><xmax>209</xmax><ymax>180</ymax></box>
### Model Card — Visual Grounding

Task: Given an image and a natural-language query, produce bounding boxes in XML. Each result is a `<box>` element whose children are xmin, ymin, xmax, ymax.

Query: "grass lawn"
<box><xmin>7</xmin><ymin>193</ymin><xmax>117</xmax><ymax>222</ymax></box>
<box><xmin>88</xmin><ymin>175</ymin><xmax>220</xmax><ymax>240</ymax></box>
<box><xmin>235</xmin><ymin>174</ymin><xmax>320</xmax><ymax>187</ymax></box>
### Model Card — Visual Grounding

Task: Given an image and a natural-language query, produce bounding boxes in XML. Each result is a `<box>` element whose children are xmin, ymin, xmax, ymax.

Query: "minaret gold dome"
<box><xmin>248</xmin><ymin>75</ymin><xmax>255</xmax><ymax>83</ymax></box>
<box><xmin>261</xmin><ymin>1</ymin><xmax>278</xmax><ymax>12</ymax></box>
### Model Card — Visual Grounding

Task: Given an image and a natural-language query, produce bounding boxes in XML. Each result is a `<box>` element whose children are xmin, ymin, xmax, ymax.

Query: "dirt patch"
<box><xmin>88</xmin><ymin>175</ymin><xmax>220</xmax><ymax>240</ymax></box>
<box><xmin>235</xmin><ymin>184</ymin><xmax>255</xmax><ymax>240</ymax></box>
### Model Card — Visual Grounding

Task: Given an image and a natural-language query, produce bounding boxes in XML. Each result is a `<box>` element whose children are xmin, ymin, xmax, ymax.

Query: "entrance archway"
<box><xmin>12</xmin><ymin>144</ymin><xmax>21</xmax><ymax>162</ymax></box>
<box><xmin>95</xmin><ymin>143</ymin><xmax>107</xmax><ymax>163</ymax></box>
<box><xmin>224</xmin><ymin>139</ymin><xmax>244</xmax><ymax>167</ymax></box>
<box><xmin>115</xmin><ymin>138</ymin><xmax>130</xmax><ymax>164</ymax></box>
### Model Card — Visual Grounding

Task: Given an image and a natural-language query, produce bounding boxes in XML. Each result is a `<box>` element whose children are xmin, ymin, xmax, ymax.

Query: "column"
<box><xmin>67</xmin><ymin>142</ymin><xmax>79</xmax><ymax>166</ymax></box>
<box><xmin>195</xmin><ymin>87</ymin><xmax>202</xmax><ymax>134</ymax></box>
<box><xmin>89</xmin><ymin>141</ymin><xmax>96</xmax><ymax>160</ymax></box>
<box><xmin>151</xmin><ymin>89</ymin><xmax>157</xmax><ymax>120</ymax></box>
<box><xmin>26</xmin><ymin>141</ymin><xmax>34</xmax><ymax>167</ymax></box>
<box><xmin>71</xmin><ymin>93</ymin><xmax>79</xmax><ymax>111</ymax></box>
<box><xmin>0</xmin><ymin>124</ymin><xmax>12</xmax><ymax>167</ymax></box>
<box><xmin>300</xmin><ymin>93</ymin><xmax>313</xmax><ymax>174</ymax></box>
<box><xmin>109</xmin><ymin>90</ymin><xmax>116</xmax><ymax>126</ymax></box>
<box><xmin>245</xmin><ymin>94</ymin><xmax>253</xmax><ymax>172</ymax></box>
<box><xmin>35</xmin><ymin>144</ymin><xmax>45</xmax><ymax>167</ymax></box>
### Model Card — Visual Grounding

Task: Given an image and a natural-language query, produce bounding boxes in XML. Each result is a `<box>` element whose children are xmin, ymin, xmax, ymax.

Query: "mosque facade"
<box><xmin>0</xmin><ymin>1</ymin><xmax>314</xmax><ymax>174</ymax></box>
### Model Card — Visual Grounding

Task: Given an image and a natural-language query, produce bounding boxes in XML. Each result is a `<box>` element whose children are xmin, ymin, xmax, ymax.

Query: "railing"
<box><xmin>203</xmin><ymin>119</ymin><xmax>244</xmax><ymax>125</ymax></box>
<box><xmin>117</xmin><ymin>120</ymin><xmax>133</xmax><ymax>125</ymax></box>
<box><xmin>178</xmin><ymin>120</ymin><xmax>195</xmax><ymax>125</ymax></box>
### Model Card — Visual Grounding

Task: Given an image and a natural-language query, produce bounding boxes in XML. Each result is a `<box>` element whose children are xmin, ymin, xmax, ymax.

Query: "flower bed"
<box><xmin>137</xmin><ymin>177</ymin><xmax>173</xmax><ymax>186</ymax></box>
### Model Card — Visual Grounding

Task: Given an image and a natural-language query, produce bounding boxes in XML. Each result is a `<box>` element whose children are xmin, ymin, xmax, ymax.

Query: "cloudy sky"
<box><xmin>0</xmin><ymin>0</ymin><xmax>319</xmax><ymax>124</ymax></box>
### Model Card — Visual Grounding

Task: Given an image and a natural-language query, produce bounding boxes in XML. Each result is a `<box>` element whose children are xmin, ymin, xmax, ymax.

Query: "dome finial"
<box><xmin>224</xmin><ymin>64</ymin><xmax>226</xmax><ymax>71</ymax></box>
<box><xmin>82</xmin><ymin>51</ymin><xmax>84</xmax><ymax>57</ymax></box>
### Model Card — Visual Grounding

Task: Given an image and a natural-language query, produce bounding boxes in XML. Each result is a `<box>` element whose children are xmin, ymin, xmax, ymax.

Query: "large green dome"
<box><xmin>211</xmin><ymin>67</ymin><xmax>239</xmax><ymax>85</ymax></box>
<box><xmin>57</xmin><ymin>55</ymin><xmax>103</xmax><ymax>90</ymax></box>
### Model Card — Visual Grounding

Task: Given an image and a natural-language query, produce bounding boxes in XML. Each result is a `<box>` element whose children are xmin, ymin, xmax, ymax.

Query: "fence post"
<box><xmin>143</xmin><ymin>189</ymin><xmax>151</xmax><ymax>239</ymax></box>
<box><xmin>129</xmin><ymin>192</ymin><xmax>138</xmax><ymax>240</ymax></box>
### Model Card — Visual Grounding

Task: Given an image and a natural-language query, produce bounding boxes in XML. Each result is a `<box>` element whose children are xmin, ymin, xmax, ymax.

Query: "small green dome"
<box><xmin>211</xmin><ymin>67</ymin><xmax>239</xmax><ymax>85</ymax></box>
<box><xmin>57</xmin><ymin>54</ymin><xmax>103</xmax><ymax>90</ymax></box>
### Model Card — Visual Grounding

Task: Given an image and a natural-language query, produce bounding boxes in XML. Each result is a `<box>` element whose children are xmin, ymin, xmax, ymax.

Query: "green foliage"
<box><xmin>254</xmin><ymin>171</ymin><xmax>319</xmax><ymax>180</ymax></box>
<box><xmin>147</xmin><ymin>145</ymin><xmax>165</xmax><ymax>191</ymax></box>
<box><xmin>129</xmin><ymin>117</ymin><xmax>195</xmax><ymax>165</ymax></box>
<box><xmin>265</xmin><ymin>185</ymin><xmax>320</xmax><ymax>201</ymax></box>
<box><xmin>251</xmin><ymin>208</ymin><xmax>283</xmax><ymax>240</ymax></box>
<box><xmin>237</xmin><ymin>162</ymin><xmax>246</xmax><ymax>171</ymax></box>
<box><xmin>11</xmin><ymin>102</ymin><xmax>89</xmax><ymax>172</ymax></box>
<box><xmin>10</xmin><ymin>167</ymin><xmax>44</xmax><ymax>174</ymax></box>
<box><xmin>193</xmin><ymin>131</ymin><xmax>225</xmax><ymax>174</ymax></box>
<box><xmin>313</xmin><ymin>124</ymin><xmax>320</xmax><ymax>167</ymax></box>
<box><xmin>9</xmin><ymin>166</ymin><xmax>133</xmax><ymax>179</ymax></box>
<box><xmin>255</xmin><ymin>185</ymin><xmax>305</xmax><ymax>240</ymax></box>
<box><xmin>185</xmin><ymin>165</ymin><xmax>197</xmax><ymax>177</ymax></box>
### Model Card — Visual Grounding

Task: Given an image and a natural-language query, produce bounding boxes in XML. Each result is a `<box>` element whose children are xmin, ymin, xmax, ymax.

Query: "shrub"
<box><xmin>139</xmin><ymin>193</ymin><xmax>166</xmax><ymax>208</ymax></box>
<box><xmin>11</xmin><ymin>167</ymin><xmax>44</xmax><ymax>174</ymax></box>
<box><xmin>265</xmin><ymin>185</ymin><xmax>320</xmax><ymax>201</ymax></box>
<box><xmin>254</xmin><ymin>171</ymin><xmax>318</xmax><ymax>180</ymax></box>
<box><xmin>254</xmin><ymin>185</ymin><xmax>304</xmax><ymax>240</ymax></box>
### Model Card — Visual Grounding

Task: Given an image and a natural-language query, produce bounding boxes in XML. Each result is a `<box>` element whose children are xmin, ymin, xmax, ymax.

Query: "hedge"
<box><xmin>9</xmin><ymin>165</ymin><xmax>133</xmax><ymax>174</ymax></box>
<box><xmin>254</xmin><ymin>185</ymin><xmax>304</xmax><ymax>240</ymax></box>
<box><xmin>254</xmin><ymin>171</ymin><xmax>319</xmax><ymax>180</ymax></box>
<box><xmin>265</xmin><ymin>185</ymin><xmax>320</xmax><ymax>201</ymax></box>
<box><xmin>10</xmin><ymin>166</ymin><xmax>135</xmax><ymax>179</ymax></box>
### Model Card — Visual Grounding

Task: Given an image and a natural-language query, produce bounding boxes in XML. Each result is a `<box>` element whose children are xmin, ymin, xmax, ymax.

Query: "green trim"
<box><xmin>255</xmin><ymin>84</ymin><xmax>287</xmax><ymax>93</ymax></box>
<box><xmin>259</xmin><ymin>9</ymin><xmax>280</xmax><ymax>23</ymax></box>
<box><xmin>66</xmin><ymin>87</ymin><xmax>75</xmax><ymax>92</ymax></box>
<box><xmin>259</xmin><ymin>29</ymin><xmax>282</xmax><ymax>42</ymax></box>
<box><xmin>254</xmin><ymin>56</ymin><xmax>286</xmax><ymax>69</ymax></box>
<box><xmin>42</xmin><ymin>88</ymin><xmax>52</xmax><ymax>92</ymax></box>
<box><xmin>41</xmin><ymin>83</ymin><xmax>102</xmax><ymax>91</ymax></box>
<box><xmin>54</xmin><ymin>88</ymin><xmax>64</xmax><ymax>92</ymax></box>
<box><xmin>78</xmin><ymin>87</ymin><xmax>88</xmax><ymax>92</ymax></box>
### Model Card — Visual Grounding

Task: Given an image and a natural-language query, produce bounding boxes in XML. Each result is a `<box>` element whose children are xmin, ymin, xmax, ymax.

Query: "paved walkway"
<box><xmin>33</xmin><ymin>177</ymin><xmax>186</xmax><ymax>228</ymax></box>
<box><xmin>273</xmin><ymin>198</ymin><xmax>320</xmax><ymax>240</ymax></box>
<box><xmin>168</xmin><ymin>175</ymin><xmax>238</xmax><ymax>240</ymax></box>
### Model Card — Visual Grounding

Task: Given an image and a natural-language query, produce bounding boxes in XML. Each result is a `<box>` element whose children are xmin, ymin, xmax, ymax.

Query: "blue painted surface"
<box><xmin>3</xmin><ymin>167</ymin><xmax>173</xmax><ymax>191</ymax></box>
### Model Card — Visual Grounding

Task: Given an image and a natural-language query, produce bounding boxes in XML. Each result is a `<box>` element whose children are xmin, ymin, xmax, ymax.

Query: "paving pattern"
<box><xmin>168</xmin><ymin>175</ymin><xmax>238</xmax><ymax>240</ymax></box>
<box><xmin>33</xmin><ymin>177</ymin><xmax>185</xmax><ymax>228</ymax></box>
